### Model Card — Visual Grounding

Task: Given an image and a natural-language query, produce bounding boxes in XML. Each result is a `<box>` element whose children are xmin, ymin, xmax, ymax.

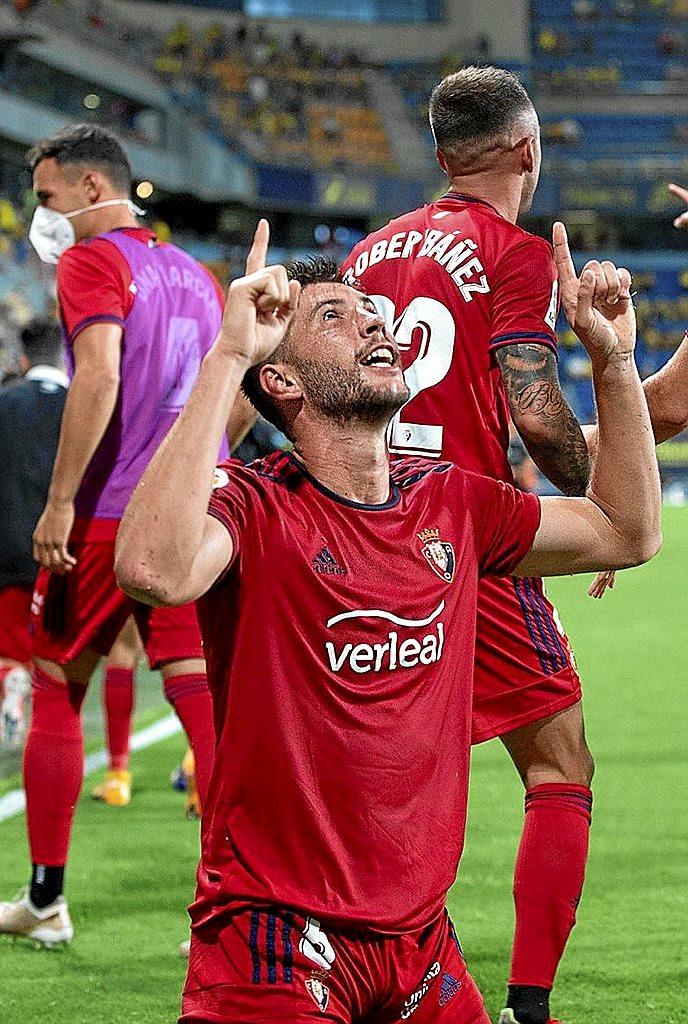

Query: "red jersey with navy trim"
<box><xmin>192</xmin><ymin>450</ymin><xmax>540</xmax><ymax>933</ymax></box>
<box><xmin>341</xmin><ymin>194</ymin><xmax>560</xmax><ymax>483</ymax></box>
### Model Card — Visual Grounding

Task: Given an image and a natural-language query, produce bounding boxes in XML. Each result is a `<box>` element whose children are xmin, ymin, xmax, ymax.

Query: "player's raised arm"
<box><xmin>563</xmin><ymin>196</ymin><xmax>688</xmax><ymax>451</ymax></box>
<box><xmin>115</xmin><ymin>221</ymin><xmax>300</xmax><ymax>606</ymax></box>
<box><xmin>516</xmin><ymin>225</ymin><xmax>661</xmax><ymax>577</ymax></box>
<box><xmin>492</xmin><ymin>240</ymin><xmax>591</xmax><ymax>497</ymax></box>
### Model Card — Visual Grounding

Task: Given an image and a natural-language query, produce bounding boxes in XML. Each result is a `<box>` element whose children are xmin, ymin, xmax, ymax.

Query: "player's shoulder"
<box><xmin>58</xmin><ymin>233</ymin><xmax>127</xmax><ymax>278</ymax></box>
<box><xmin>494</xmin><ymin>220</ymin><xmax>554</xmax><ymax>261</ymax></box>
<box><xmin>212</xmin><ymin>451</ymin><xmax>303</xmax><ymax>499</ymax></box>
<box><xmin>390</xmin><ymin>455</ymin><xmax>460</xmax><ymax>490</ymax></box>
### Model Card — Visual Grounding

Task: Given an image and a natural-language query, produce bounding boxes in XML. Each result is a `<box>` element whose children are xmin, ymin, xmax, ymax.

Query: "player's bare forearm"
<box><xmin>496</xmin><ymin>343</ymin><xmax>590</xmax><ymax>495</ymax></box>
<box><xmin>33</xmin><ymin>324</ymin><xmax>123</xmax><ymax>573</ymax></box>
<box><xmin>47</xmin><ymin>366</ymin><xmax>119</xmax><ymax>505</ymax></box>
<box><xmin>115</xmin><ymin>343</ymin><xmax>244</xmax><ymax>607</ymax></box>
<box><xmin>585</xmin><ymin>347</ymin><xmax>660</xmax><ymax>563</ymax></box>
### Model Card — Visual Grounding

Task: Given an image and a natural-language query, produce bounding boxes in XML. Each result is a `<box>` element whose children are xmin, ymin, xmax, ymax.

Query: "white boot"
<box><xmin>0</xmin><ymin>890</ymin><xmax>73</xmax><ymax>947</ymax></box>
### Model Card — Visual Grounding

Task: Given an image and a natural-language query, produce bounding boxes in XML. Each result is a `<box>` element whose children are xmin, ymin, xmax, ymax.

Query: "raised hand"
<box><xmin>669</xmin><ymin>182</ymin><xmax>688</xmax><ymax>229</ymax></box>
<box><xmin>218</xmin><ymin>219</ymin><xmax>301</xmax><ymax>367</ymax></box>
<box><xmin>552</xmin><ymin>221</ymin><xmax>635</xmax><ymax>362</ymax></box>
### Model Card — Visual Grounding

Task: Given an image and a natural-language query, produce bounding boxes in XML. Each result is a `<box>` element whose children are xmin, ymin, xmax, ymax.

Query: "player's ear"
<box><xmin>520</xmin><ymin>136</ymin><xmax>535</xmax><ymax>174</ymax></box>
<box><xmin>83</xmin><ymin>170</ymin><xmax>104</xmax><ymax>203</ymax></box>
<box><xmin>436</xmin><ymin>148</ymin><xmax>449</xmax><ymax>175</ymax></box>
<box><xmin>260</xmin><ymin>363</ymin><xmax>303</xmax><ymax>402</ymax></box>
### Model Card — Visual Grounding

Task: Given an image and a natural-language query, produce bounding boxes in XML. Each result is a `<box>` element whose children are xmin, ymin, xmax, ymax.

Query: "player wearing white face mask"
<box><xmin>29</xmin><ymin>198</ymin><xmax>145</xmax><ymax>266</ymax></box>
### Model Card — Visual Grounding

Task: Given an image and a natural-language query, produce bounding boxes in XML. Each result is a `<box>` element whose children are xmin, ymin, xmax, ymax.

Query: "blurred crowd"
<box><xmin>534</xmin><ymin>0</ymin><xmax>688</xmax><ymax>93</ymax></box>
<box><xmin>156</xmin><ymin>18</ymin><xmax>396</xmax><ymax>170</ymax></box>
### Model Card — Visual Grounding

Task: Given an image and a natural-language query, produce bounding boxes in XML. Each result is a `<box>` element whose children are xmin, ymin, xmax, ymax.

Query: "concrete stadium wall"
<box><xmin>110</xmin><ymin>0</ymin><xmax>529</xmax><ymax>62</ymax></box>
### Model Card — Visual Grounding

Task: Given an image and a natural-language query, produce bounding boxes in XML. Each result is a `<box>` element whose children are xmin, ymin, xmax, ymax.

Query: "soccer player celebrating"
<box><xmin>115</xmin><ymin>220</ymin><xmax>659</xmax><ymax>1024</ymax></box>
<box><xmin>0</xmin><ymin>124</ymin><xmax>248</xmax><ymax>946</ymax></box>
<box><xmin>339</xmin><ymin>65</ymin><xmax>608</xmax><ymax>1024</ymax></box>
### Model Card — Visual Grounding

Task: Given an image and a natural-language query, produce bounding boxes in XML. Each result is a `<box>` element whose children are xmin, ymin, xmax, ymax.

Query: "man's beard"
<box><xmin>295</xmin><ymin>359</ymin><xmax>409</xmax><ymax>427</ymax></box>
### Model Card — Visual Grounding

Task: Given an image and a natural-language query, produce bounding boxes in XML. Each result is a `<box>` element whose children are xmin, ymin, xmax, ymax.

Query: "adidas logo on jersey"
<box><xmin>311</xmin><ymin>546</ymin><xmax>346</xmax><ymax>576</ymax></box>
<box><xmin>438</xmin><ymin>972</ymin><xmax>462</xmax><ymax>1007</ymax></box>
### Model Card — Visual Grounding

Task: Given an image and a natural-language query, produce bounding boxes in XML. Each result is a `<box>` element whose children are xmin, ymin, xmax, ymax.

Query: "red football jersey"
<box><xmin>341</xmin><ymin>193</ymin><xmax>560</xmax><ymax>482</ymax></box>
<box><xmin>192</xmin><ymin>451</ymin><xmax>540</xmax><ymax>934</ymax></box>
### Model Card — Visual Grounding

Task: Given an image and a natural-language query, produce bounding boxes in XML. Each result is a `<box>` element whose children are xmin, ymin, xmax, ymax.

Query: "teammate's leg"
<box><xmin>136</xmin><ymin>600</ymin><xmax>215</xmax><ymax>814</ymax></box>
<box><xmin>160</xmin><ymin>659</ymin><xmax>214</xmax><ymax>811</ymax></box>
<box><xmin>103</xmin><ymin>615</ymin><xmax>140</xmax><ymax>771</ymax></box>
<box><xmin>92</xmin><ymin>616</ymin><xmax>141</xmax><ymax>806</ymax></box>
<box><xmin>0</xmin><ymin>648</ymin><xmax>100</xmax><ymax>945</ymax></box>
<box><xmin>500</xmin><ymin>702</ymin><xmax>594</xmax><ymax>1024</ymax></box>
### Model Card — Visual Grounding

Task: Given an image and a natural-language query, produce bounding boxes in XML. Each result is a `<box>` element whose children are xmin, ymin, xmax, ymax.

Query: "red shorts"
<box><xmin>472</xmin><ymin>575</ymin><xmax>582</xmax><ymax>743</ymax></box>
<box><xmin>181</xmin><ymin>908</ymin><xmax>489</xmax><ymax>1024</ymax></box>
<box><xmin>31</xmin><ymin>518</ymin><xmax>203</xmax><ymax>670</ymax></box>
<box><xmin>0</xmin><ymin>584</ymin><xmax>33</xmax><ymax>664</ymax></box>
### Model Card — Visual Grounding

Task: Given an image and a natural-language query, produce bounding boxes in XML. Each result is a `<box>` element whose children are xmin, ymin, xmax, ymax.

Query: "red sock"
<box><xmin>509</xmin><ymin>783</ymin><xmax>593</xmax><ymax>989</ymax></box>
<box><xmin>23</xmin><ymin>666</ymin><xmax>87</xmax><ymax>866</ymax></box>
<box><xmin>163</xmin><ymin>674</ymin><xmax>215</xmax><ymax>808</ymax></box>
<box><xmin>103</xmin><ymin>667</ymin><xmax>134</xmax><ymax>771</ymax></box>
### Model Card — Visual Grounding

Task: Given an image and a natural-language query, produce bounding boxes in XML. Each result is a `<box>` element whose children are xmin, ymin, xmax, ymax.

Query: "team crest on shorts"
<box><xmin>305</xmin><ymin>972</ymin><xmax>330</xmax><ymax>1013</ymax></box>
<box><xmin>418</xmin><ymin>528</ymin><xmax>455</xmax><ymax>583</ymax></box>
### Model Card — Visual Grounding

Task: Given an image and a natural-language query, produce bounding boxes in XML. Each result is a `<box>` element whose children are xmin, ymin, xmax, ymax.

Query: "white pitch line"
<box><xmin>0</xmin><ymin>714</ymin><xmax>182</xmax><ymax>823</ymax></box>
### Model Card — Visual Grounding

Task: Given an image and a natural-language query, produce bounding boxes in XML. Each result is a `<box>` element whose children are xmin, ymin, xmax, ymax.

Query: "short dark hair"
<box><xmin>26</xmin><ymin>123</ymin><xmax>132</xmax><ymax>194</ymax></box>
<box><xmin>241</xmin><ymin>256</ymin><xmax>342</xmax><ymax>437</ymax></box>
<box><xmin>20</xmin><ymin>317</ymin><xmax>63</xmax><ymax>368</ymax></box>
<box><xmin>429</xmin><ymin>65</ymin><xmax>533</xmax><ymax>164</ymax></box>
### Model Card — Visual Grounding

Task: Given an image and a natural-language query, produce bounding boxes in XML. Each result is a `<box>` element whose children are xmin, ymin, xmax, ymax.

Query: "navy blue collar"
<box><xmin>287</xmin><ymin>453</ymin><xmax>400</xmax><ymax>511</ymax></box>
<box><xmin>440</xmin><ymin>191</ymin><xmax>501</xmax><ymax>217</ymax></box>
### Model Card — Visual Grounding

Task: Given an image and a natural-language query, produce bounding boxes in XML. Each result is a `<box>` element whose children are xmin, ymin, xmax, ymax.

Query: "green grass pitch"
<box><xmin>1</xmin><ymin>508</ymin><xmax>687</xmax><ymax>1023</ymax></box>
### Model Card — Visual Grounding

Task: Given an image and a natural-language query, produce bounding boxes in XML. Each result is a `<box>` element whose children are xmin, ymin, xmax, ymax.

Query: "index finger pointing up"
<box><xmin>552</xmin><ymin>221</ymin><xmax>577</xmax><ymax>287</ymax></box>
<box><xmin>245</xmin><ymin>219</ymin><xmax>270</xmax><ymax>275</ymax></box>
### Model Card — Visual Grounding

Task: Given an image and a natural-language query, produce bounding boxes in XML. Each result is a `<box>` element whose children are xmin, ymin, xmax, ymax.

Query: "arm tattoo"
<box><xmin>496</xmin><ymin>343</ymin><xmax>591</xmax><ymax>496</ymax></box>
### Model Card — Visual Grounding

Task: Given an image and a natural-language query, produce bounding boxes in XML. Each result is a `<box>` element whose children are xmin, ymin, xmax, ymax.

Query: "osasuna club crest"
<box><xmin>305</xmin><ymin>974</ymin><xmax>330</xmax><ymax>1013</ymax></box>
<box><xmin>418</xmin><ymin>528</ymin><xmax>455</xmax><ymax>583</ymax></box>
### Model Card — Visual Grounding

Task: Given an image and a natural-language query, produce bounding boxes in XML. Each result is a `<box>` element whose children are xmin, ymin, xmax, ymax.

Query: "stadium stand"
<box><xmin>531</xmin><ymin>0</ymin><xmax>688</xmax><ymax>94</ymax></box>
<box><xmin>2</xmin><ymin>0</ymin><xmax>688</xmax><ymax>432</ymax></box>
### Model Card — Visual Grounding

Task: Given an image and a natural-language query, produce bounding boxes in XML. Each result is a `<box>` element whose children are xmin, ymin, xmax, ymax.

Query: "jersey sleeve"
<box><xmin>206</xmin><ymin>460</ymin><xmax>254</xmax><ymax>572</ymax></box>
<box><xmin>463</xmin><ymin>469</ymin><xmax>541</xmax><ymax>576</ymax></box>
<box><xmin>56</xmin><ymin>240</ymin><xmax>132</xmax><ymax>344</ymax></box>
<box><xmin>489</xmin><ymin>237</ymin><xmax>559</xmax><ymax>355</ymax></box>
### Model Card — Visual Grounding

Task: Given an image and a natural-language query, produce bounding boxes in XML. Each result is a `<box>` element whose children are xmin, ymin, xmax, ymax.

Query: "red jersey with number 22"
<box><xmin>341</xmin><ymin>193</ymin><xmax>560</xmax><ymax>483</ymax></box>
<box><xmin>193</xmin><ymin>451</ymin><xmax>540</xmax><ymax>934</ymax></box>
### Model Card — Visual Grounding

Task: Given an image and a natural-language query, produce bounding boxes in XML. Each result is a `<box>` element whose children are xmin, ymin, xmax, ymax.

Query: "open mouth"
<box><xmin>359</xmin><ymin>343</ymin><xmax>398</xmax><ymax>368</ymax></box>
